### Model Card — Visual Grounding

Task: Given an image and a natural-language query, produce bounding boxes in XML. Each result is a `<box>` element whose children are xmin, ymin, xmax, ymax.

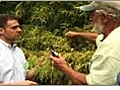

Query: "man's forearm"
<box><xmin>77</xmin><ymin>32</ymin><xmax>98</xmax><ymax>42</ymax></box>
<box><xmin>60</xmin><ymin>65</ymin><xmax>87</xmax><ymax>85</ymax></box>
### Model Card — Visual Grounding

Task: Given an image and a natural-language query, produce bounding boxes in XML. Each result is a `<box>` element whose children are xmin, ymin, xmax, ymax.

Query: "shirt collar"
<box><xmin>0</xmin><ymin>39</ymin><xmax>17</xmax><ymax>49</ymax></box>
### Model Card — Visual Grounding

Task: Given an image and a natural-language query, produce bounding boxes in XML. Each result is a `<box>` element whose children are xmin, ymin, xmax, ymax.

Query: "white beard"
<box><xmin>92</xmin><ymin>20</ymin><xmax>104</xmax><ymax>34</ymax></box>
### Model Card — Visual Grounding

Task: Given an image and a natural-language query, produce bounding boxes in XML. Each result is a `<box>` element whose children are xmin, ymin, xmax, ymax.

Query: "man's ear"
<box><xmin>102</xmin><ymin>14</ymin><xmax>110</xmax><ymax>23</ymax></box>
<box><xmin>103</xmin><ymin>18</ymin><xmax>107</xmax><ymax>23</ymax></box>
<box><xmin>0</xmin><ymin>28</ymin><xmax>4</xmax><ymax>35</ymax></box>
<box><xmin>102</xmin><ymin>14</ymin><xmax>107</xmax><ymax>23</ymax></box>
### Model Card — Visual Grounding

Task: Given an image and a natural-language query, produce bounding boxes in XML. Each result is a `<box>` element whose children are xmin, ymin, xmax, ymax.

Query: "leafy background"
<box><xmin>0</xmin><ymin>1</ymin><xmax>96</xmax><ymax>85</ymax></box>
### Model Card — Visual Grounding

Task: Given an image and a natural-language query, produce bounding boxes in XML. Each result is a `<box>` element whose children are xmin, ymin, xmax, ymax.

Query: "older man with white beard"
<box><xmin>49</xmin><ymin>1</ymin><xmax>120</xmax><ymax>85</ymax></box>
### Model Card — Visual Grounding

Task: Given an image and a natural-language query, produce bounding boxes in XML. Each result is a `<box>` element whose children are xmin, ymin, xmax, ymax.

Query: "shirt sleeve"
<box><xmin>17</xmin><ymin>47</ymin><xmax>29</xmax><ymax>78</ymax></box>
<box><xmin>86</xmin><ymin>54</ymin><xmax>118</xmax><ymax>85</ymax></box>
<box><xmin>86</xmin><ymin>35</ymin><xmax>120</xmax><ymax>85</ymax></box>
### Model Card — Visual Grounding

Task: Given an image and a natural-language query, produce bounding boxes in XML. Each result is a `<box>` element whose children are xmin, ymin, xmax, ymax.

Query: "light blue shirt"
<box><xmin>0</xmin><ymin>39</ymin><xmax>28</xmax><ymax>83</ymax></box>
<box><xmin>86</xmin><ymin>26</ymin><xmax>120</xmax><ymax>85</ymax></box>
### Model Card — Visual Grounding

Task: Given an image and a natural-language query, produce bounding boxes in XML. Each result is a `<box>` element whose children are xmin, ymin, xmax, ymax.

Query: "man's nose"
<box><xmin>17</xmin><ymin>27</ymin><xmax>22</xmax><ymax>33</ymax></box>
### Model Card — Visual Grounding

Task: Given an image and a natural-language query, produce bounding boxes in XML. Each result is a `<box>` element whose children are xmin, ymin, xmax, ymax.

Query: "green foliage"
<box><xmin>14</xmin><ymin>1</ymin><xmax>91</xmax><ymax>33</ymax></box>
<box><xmin>1</xmin><ymin>1</ymin><xmax>96</xmax><ymax>85</ymax></box>
<box><xmin>0</xmin><ymin>1</ymin><xmax>20</xmax><ymax>14</ymax></box>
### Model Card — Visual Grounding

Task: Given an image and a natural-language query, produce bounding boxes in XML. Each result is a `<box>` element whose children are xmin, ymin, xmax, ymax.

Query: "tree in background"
<box><xmin>0</xmin><ymin>1</ymin><xmax>95</xmax><ymax>85</ymax></box>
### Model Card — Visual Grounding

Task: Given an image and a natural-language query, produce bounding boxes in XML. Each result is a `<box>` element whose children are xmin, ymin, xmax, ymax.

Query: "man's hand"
<box><xmin>15</xmin><ymin>80</ymin><xmax>38</xmax><ymax>85</ymax></box>
<box><xmin>65</xmin><ymin>31</ymin><xmax>78</xmax><ymax>38</ymax></box>
<box><xmin>26</xmin><ymin>69</ymin><xmax>37</xmax><ymax>80</ymax></box>
<box><xmin>49</xmin><ymin>54</ymin><xmax>68</xmax><ymax>71</ymax></box>
<box><xmin>0</xmin><ymin>80</ymin><xmax>38</xmax><ymax>85</ymax></box>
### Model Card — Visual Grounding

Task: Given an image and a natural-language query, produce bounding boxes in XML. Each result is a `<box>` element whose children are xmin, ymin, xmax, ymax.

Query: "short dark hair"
<box><xmin>0</xmin><ymin>14</ymin><xmax>18</xmax><ymax>28</ymax></box>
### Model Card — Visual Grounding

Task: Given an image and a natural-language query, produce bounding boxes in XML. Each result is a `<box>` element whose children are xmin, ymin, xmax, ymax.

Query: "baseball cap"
<box><xmin>76</xmin><ymin>1</ymin><xmax>96</xmax><ymax>11</ymax></box>
<box><xmin>77</xmin><ymin>1</ymin><xmax>120</xmax><ymax>12</ymax></box>
<box><xmin>75</xmin><ymin>1</ymin><xmax>120</xmax><ymax>20</ymax></box>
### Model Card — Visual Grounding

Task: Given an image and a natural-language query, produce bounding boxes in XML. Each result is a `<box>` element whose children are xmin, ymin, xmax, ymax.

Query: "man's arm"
<box><xmin>26</xmin><ymin>67</ymin><xmax>38</xmax><ymax>80</ymax></box>
<box><xmin>61</xmin><ymin>65</ymin><xmax>87</xmax><ymax>85</ymax></box>
<box><xmin>0</xmin><ymin>80</ymin><xmax>38</xmax><ymax>85</ymax></box>
<box><xmin>50</xmin><ymin>54</ymin><xmax>87</xmax><ymax>85</ymax></box>
<box><xmin>0</xmin><ymin>68</ymin><xmax>38</xmax><ymax>85</ymax></box>
<box><xmin>65</xmin><ymin>31</ymin><xmax>98</xmax><ymax>42</ymax></box>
